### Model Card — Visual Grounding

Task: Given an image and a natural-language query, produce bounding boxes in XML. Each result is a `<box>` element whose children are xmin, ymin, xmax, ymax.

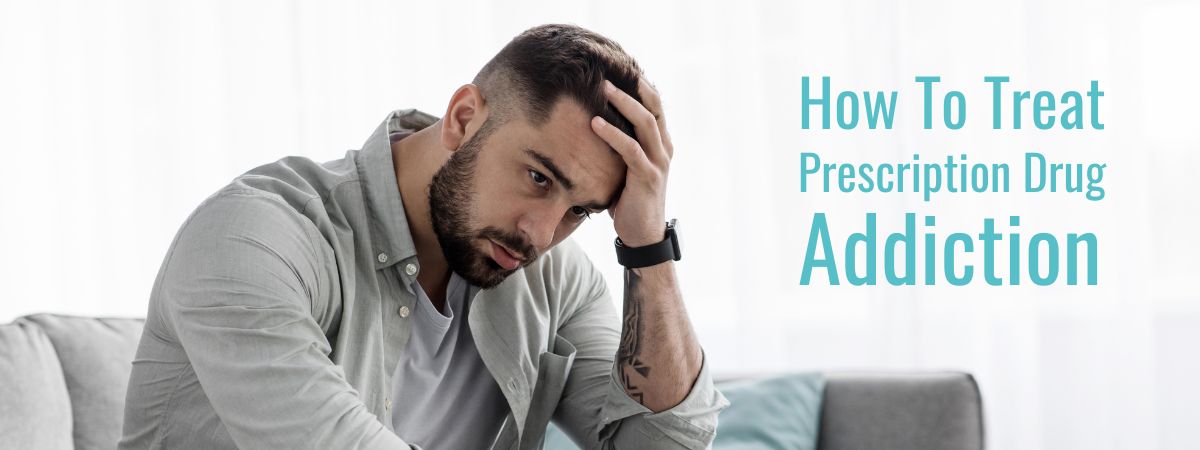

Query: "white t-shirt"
<box><xmin>390</xmin><ymin>273</ymin><xmax>509</xmax><ymax>449</ymax></box>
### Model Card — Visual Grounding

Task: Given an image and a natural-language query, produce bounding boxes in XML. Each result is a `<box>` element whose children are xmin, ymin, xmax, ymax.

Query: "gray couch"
<box><xmin>1</xmin><ymin>314</ymin><xmax>984</xmax><ymax>449</ymax></box>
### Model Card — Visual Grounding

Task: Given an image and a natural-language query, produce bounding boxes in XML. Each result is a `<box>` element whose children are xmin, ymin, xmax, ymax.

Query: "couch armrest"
<box><xmin>817</xmin><ymin>372</ymin><xmax>985</xmax><ymax>450</ymax></box>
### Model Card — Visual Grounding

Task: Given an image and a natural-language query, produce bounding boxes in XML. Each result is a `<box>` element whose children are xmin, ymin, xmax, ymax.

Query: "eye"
<box><xmin>528</xmin><ymin>169</ymin><xmax>550</xmax><ymax>189</ymax></box>
<box><xmin>570</xmin><ymin>206</ymin><xmax>593</xmax><ymax>220</ymax></box>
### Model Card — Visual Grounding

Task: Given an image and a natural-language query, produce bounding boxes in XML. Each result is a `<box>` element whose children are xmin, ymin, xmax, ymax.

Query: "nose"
<box><xmin>517</xmin><ymin>208</ymin><xmax>559</xmax><ymax>253</ymax></box>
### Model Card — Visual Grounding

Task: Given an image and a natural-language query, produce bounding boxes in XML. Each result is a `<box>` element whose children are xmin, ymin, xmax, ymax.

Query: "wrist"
<box><xmin>616</xmin><ymin>234</ymin><xmax>659</xmax><ymax>248</ymax></box>
<box><xmin>617</xmin><ymin>219</ymin><xmax>667</xmax><ymax>247</ymax></box>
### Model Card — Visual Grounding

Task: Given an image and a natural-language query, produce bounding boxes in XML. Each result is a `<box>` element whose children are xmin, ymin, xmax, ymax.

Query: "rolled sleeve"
<box><xmin>599</xmin><ymin>351</ymin><xmax>729</xmax><ymax>448</ymax></box>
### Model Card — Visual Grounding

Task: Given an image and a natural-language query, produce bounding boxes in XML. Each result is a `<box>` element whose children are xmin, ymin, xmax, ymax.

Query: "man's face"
<box><xmin>429</xmin><ymin>97</ymin><xmax>625</xmax><ymax>288</ymax></box>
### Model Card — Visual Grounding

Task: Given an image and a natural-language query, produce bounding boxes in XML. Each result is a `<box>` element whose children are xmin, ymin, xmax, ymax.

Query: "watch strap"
<box><xmin>615</xmin><ymin>219</ymin><xmax>680</xmax><ymax>268</ymax></box>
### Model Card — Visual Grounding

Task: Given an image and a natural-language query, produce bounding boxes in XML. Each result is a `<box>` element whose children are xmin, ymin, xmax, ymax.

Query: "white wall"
<box><xmin>2</xmin><ymin>1</ymin><xmax>1197</xmax><ymax>449</ymax></box>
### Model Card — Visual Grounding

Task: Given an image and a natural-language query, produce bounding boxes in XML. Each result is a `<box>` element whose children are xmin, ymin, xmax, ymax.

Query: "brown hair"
<box><xmin>473</xmin><ymin>24</ymin><xmax>644</xmax><ymax>140</ymax></box>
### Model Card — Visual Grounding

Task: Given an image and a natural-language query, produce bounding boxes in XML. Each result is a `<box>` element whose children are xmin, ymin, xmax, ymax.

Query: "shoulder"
<box><xmin>227</xmin><ymin>152</ymin><xmax>361</xmax><ymax>213</ymax></box>
<box><xmin>168</xmin><ymin>189</ymin><xmax>325</xmax><ymax>281</ymax></box>
<box><xmin>185</xmin><ymin>151</ymin><xmax>367</xmax><ymax>248</ymax></box>
<box><xmin>170</xmin><ymin>156</ymin><xmax>350</xmax><ymax>281</ymax></box>
<box><xmin>188</xmin><ymin>187</ymin><xmax>315</xmax><ymax>236</ymax></box>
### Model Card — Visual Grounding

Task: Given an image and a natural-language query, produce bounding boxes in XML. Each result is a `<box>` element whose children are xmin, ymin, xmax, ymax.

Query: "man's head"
<box><xmin>428</xmin><ymin>24</ymin><xmax>644</xmax><ymax>288</ymax></box>
<box><xmin>472</xmin><ymin>24</ymin><xmax>643</xmax><ymax>139</ymax></box>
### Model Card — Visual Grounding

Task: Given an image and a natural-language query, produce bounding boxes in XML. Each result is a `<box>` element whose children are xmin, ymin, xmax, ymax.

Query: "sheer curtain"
<box><xmin>2</xmin><ymin>1</ymin><xmax>1196</xmax><ymax>449</ymax></box>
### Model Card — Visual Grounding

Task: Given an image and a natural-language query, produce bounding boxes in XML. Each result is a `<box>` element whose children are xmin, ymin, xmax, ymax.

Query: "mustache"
<box><xmin>478</xmin><ymin>226</ymin><xmax>538</xmax><ymax>263</ymax></box>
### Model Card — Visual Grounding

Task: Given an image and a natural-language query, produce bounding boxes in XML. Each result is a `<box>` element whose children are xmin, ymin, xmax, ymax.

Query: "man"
<box><xmin>120</xmin><ymin>24</ymin><xmax>727</xmax><ymax>449</ymax></box>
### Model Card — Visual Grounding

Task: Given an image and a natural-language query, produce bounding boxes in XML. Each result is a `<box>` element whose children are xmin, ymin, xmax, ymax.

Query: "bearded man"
<box><xmin>120</xmin><ymin>24</ymin><xmax>727</xmax><ymax>450</ymax></box>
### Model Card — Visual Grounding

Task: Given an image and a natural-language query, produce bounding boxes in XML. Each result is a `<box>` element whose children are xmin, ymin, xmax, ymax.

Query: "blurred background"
<box><xmin>1</xmin><ymin>0</ymin><xmax>1197</xmax><ymax>448</ymax></box>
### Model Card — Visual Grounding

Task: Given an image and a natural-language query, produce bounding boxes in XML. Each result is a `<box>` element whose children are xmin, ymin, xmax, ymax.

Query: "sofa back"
<box><xmin>820</xmin><ymin>372</ymin><xmax>986</xmax><ymax>450</ymax></box>
<box><xmin>0</xmin><ymin>314</ymin><xmax>145</xmax><ymax>450</ymax></box>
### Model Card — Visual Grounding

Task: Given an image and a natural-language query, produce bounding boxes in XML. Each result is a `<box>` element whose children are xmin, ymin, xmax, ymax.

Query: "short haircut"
<box><xmin>473</xmin><ymin>24</ymin><xmax>644</xmax><ymax>140</ymax></box>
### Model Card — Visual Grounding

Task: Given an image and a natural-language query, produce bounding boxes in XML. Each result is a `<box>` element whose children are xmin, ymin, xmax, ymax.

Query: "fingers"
<box><xmin>592</xmin><ymin>115</ymin><xmax>652</xmax><ymax>174</ymax></box>
<box><xmin>603</xmin><ymin>80</ymin><xmax>668</xmax><ymax>166</ymax></box>
<box><xmin>638</xmin><ymin>78</ymin><xmax>674</xmax><ymax>160</ymax></box>
<box><xmin>637</xmin><ymin>77</ymin><xmax>665</xmax><ymax>122</ymax></box>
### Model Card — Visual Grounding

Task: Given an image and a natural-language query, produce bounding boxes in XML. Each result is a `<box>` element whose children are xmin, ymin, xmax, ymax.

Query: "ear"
<box><xmin>441</xmin><ymin>84</ymin><xmax>488</xmax><ymax>151</ymax></box>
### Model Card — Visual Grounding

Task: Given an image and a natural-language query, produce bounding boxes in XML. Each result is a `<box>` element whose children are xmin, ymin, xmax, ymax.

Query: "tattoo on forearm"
<box><xmin>617</xmin><ymin>268</ymin><xmax>651</xmax><ymax>404</ymax></box>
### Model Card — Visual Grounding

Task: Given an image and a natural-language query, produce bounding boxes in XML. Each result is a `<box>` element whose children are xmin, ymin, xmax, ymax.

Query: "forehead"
<box><xmin>504</xmin><ymin>97</ymin><xmax>625</xmax><ymax>201</ymax></box>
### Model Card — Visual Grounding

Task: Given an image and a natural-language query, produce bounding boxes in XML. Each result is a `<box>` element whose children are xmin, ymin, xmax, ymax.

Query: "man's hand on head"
<box><xmin>590</xmin><ymin>78</ymin><xmax>673</xmax><ymax>247</ymax></box>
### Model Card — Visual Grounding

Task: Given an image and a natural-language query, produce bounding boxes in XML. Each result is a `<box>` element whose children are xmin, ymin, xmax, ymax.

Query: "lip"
<box><xmin>489</xmin><ymin>240</ymin><xmax>524</xmax><ymax>270</ymax></box>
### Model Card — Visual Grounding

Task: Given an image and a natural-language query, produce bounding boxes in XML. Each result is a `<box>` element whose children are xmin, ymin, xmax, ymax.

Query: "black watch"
<box><xmin>614</xmin><ymin>219</ymin><xmax>681</xmax><ymax>268</ymax></box>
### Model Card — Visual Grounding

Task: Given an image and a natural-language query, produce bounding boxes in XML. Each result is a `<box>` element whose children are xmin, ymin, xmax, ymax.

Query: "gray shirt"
<box><xmin>391</xmin><ymin>274</ymin><xmax>508</xmax><ymax>448</ymax></box>
<box><xmin>120</xmin><ymin>109</ymin><xmax>728</xmax><ymax>450</ymax></box>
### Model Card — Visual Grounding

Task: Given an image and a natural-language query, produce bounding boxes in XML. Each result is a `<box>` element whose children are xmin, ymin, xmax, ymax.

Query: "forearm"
<box><xmin>616</xmin><ymin>260</ymin><xmax>703</xmax><ymax>412</ymax></box>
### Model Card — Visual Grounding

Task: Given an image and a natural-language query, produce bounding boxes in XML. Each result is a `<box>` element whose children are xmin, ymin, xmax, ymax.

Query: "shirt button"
<box><xmin>398</xmin><ymin>306</ymin><xmax>411</xmax><ymax>318</ymax></box>
<box><xmin>386</xmin><ymin>398</ymin><xmax>392</xmax><ymax>410</ymax></box>
<box><xmin>377</xmin><ymin>252</ymin><xmax>389</xmax><ymax>263</ymax></box>
<box><xmin>404</xmin><ymin>263</ymin><xmax>418</xmax><ymax>276</ymax></box>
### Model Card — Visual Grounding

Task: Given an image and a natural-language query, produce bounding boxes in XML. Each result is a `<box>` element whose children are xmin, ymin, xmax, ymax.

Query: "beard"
<box><xmin>428</xmin><ymin>120</ymin><xmax>538</xmax><ymax>289</ymax></box>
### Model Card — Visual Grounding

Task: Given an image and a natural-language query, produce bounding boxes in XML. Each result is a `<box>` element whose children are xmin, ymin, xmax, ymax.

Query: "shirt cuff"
<box><xmin>599</xmin><ymin>350</ymin><xmax>730</xmax><ymax>447</ymax></box>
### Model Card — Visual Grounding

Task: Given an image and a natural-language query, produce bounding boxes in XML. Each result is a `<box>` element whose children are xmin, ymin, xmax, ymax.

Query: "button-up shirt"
<box><xmin>119</xmin><ymin>109</ymin><xmax>728</xmax><ymax>450</ymax></box>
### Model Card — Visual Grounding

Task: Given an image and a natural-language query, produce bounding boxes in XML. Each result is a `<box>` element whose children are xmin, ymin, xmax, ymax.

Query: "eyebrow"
<box><xmin>524</xmin><ymin>148</ymin><xmax>612</xmax><ymax>211</ymax></box>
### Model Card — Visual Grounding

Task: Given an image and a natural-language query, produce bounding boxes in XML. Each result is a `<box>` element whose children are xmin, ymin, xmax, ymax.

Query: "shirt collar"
<box><xmin>355</xmin><ymin>109</ymin><xmax>438</xmax><ymax>273</ymax></box>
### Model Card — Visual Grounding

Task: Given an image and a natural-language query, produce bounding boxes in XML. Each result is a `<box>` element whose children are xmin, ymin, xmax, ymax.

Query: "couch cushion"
<box><xmin>20</xmin><ymin>314</ymin><xmax>145</xmax><ymax>450</ymax></box>
<box><xmin>712</xmin><ymin>372</ymin><xmax>825</xmax><ymax>450</ymax></box>
<box><xmin>0</xmin><ymin>320</ymin><xmax>74</xmax><ymax>450</ymax></box>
